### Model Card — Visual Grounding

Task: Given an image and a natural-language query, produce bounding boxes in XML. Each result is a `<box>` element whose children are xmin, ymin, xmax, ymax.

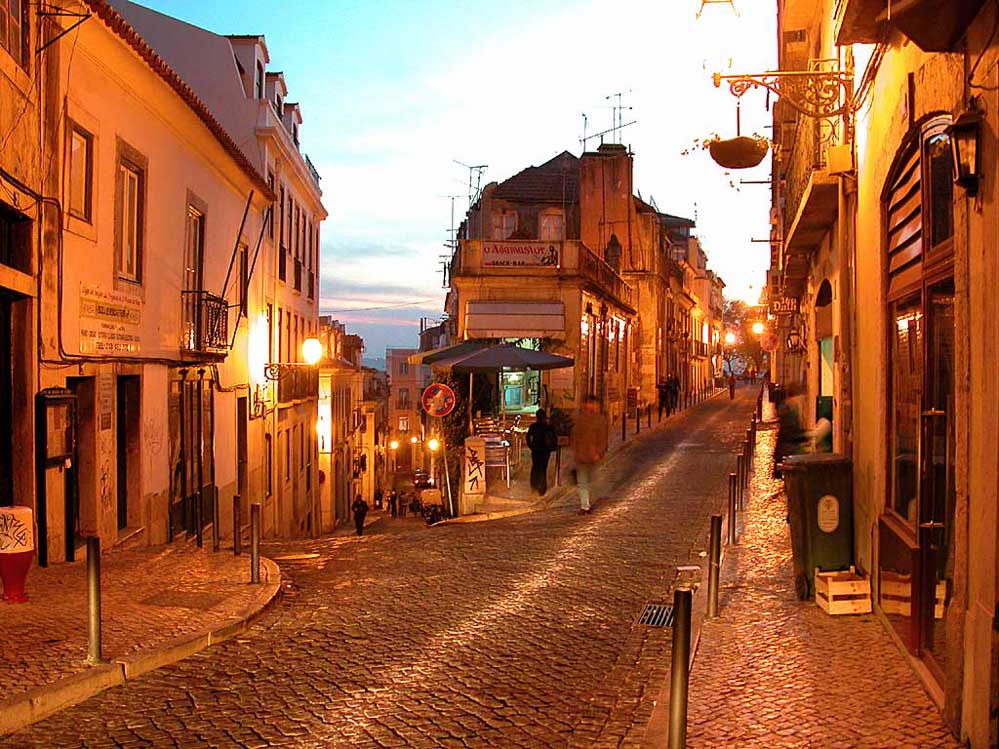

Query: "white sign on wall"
<box><xmin>483</xmin><ymin>242</ymin><xmax>560</xmax><ymax>267</ymax></box>
<box><xmin>817</xmin><ymin>494</ymin><xmax>840</xmax><ymax>533</ymax></box>
<box><xmin>79</xmin><ymin>284</ymin><xmax>142</xmax><ymax>354</ymax></box>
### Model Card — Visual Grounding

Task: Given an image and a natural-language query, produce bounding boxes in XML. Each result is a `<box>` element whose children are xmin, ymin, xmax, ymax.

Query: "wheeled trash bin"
<box><xmin>779</xmin><ymin>454</ymin><xmax>853</xmax><ymax>600</ymax></box>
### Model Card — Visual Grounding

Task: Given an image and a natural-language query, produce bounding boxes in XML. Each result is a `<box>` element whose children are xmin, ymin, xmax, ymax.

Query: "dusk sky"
<box><xmin>142</xmin><ymin>0</ymin><xmax>777</xmax><ymax>360</ymax></box>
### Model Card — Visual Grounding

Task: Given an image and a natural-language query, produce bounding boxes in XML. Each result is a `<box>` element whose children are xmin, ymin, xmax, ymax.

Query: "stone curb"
<box><xmin>0</xmin><ymin>557</ymin><xmax>282</xmax><ymax>737</ymax></box>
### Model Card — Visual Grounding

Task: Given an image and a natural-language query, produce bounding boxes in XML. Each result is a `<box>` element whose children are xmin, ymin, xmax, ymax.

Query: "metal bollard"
<box><xmin>736</xmin><ymin>454</ymin><xmax>745</xmax><ymax>508</ymax></box>
<box><xmin>728</xmin><ymin>472</ymin><xmax>738</xmax><ymax>544</ymax></box>
<box><xmin>707</xmin><ymin>514</ymin><xmax>722</xmax><ymax>618</ymax></box>
<box><xmin>233</xmin><ymin>494</ymin><xmax>242</xmax><ymax>557</ymax></box>
<box><xmin>636</xmin><ymin>406</ymin><xmax>641</xmax><ymax>435</ymax></box>
<box><xmin>668</xmin><ymin>587</ymin><xmax>693</xmax><ymax>749</ymax></box>
<box><xmin>647</xmin><ymin>404</ymin><xmax>652</xmax><ymax>428</ymax></box>
<box><xmin>212</xmin><ymin>489</ymin><xmax>220</xmax><ymax>552</ymax></box>
<box><xmin>744</xmin><ymin>439</ymin><xmax>751</xmax><ymax>479</ymax></box>
<box><xmin>86</xmin><ymin>536</ymin><xmax>105</xmax><ymax>665</ymax></box>
<box><xmin>250</xmin><ymin>503</ymin><xmax>261</xmax><ymax>584</ymax></box>
<box><xmin>745</xmin><ymin>432</ymin><xmax>753</xmax><ymax>467</ymax></box>
<box><xmin>622</xmin><ymin>410</ymin><xmax>627</xmax><ymax>442</ymax></box>
<box><xmin>195</xmin><ymin>489</ymin><xmax>204</xmax><ymax>549</ymax></box>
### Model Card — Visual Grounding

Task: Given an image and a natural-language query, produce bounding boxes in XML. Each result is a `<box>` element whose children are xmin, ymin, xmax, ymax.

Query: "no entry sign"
<box><xmin>421</xmin><ymin>383</ymin><xmax>457</xmax><ymax>417</ymax></box>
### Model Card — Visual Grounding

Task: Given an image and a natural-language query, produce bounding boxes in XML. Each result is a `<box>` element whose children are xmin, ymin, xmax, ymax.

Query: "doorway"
<box><xmin>0</xmin><ymin>296</ymin><xmax>11</xmax><ymax>507</ymax></box>
<box><xmin>116</xmin><ymin>376</ymin><xmax>140</xmax><ymax>532</ymax></box>
<box><xmin>236</xmin><ymin>396</ymin><xmax>248</xmax><ymax>522</ymax></box>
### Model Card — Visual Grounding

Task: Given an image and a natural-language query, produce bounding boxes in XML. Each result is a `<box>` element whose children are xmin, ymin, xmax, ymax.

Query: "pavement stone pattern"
<box><xmin>1</xmin><ymin>544</ymin><xmax>267</xmax><ymax>700</ymax></box>
<box><xmin>2</xmin><ymin>387</ymin><xmax>758</xmax><ymax>749</ymax></box>
<box><xmin>685</xmin><ymin>406</ymin><xmax>962</xmax><ymax>749</ymax></box>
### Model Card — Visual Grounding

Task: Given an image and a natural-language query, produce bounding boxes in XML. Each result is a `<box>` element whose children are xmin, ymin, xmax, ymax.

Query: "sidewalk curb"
<box><xmin>0</xmin><ymin>557</ymin><xmax>282</xmax><ymax>737</ymax></box>
<box><xmin>435</xmin><ymin>391</ymin><xmax>729</xmax><ymax>527</ymax></box>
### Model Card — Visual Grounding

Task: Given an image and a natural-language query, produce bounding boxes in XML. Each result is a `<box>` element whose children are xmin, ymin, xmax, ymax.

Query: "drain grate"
<box><xmin>638</xmin><ymin>603</ymin><xmax>674</xmax><ymax>628</ymax></box>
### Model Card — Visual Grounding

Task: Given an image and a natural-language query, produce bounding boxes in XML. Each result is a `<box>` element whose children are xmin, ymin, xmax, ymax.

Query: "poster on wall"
<box><xmin>79</xmin><ymin>284</ymin><xmax>142</xmax><ymax>354</ymax></box>
<box><xmin>463</xmin><ymin>437</ymin><xmax>486</xmax><ymax>497</ymax></box>
<box><xmin>482</xmin><ymin>241</ymin><xmax>559</xmax><ymax>267</ymax></box>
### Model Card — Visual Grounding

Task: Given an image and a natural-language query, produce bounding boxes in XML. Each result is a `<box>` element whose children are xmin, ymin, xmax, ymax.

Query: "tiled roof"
<box><xmin>492</xmin><ymin>151</ymin><xmax>579</xmax><ymax>204</ymax></box>
<box><xmin>85</xmin><ymin>0</ymin><xmax>273</xmax><ymax>199</ymax></box>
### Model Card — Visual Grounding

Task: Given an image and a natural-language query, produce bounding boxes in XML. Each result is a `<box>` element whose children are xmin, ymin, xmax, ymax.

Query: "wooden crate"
<box><xmin>815</xmin><ymin>566</ymin><xmax>872</xmax><ymax>615</ymax></box>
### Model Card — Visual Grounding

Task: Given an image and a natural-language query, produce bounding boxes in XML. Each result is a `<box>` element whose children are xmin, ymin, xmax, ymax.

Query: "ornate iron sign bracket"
<box><xmin>713</xmin><ymin>70</ymin><xmax>853</xmax><ymax>119</ymax></box>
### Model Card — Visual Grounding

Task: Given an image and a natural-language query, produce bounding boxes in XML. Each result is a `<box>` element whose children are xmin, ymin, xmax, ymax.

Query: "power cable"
<box><xmin>324</xmin><ymin>299</ymin><xmax>438</xmax><ymax>313</ymax></box>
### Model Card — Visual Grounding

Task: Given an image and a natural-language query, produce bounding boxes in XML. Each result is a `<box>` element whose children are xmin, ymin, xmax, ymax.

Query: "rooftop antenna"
<box><xmin>581</xmin><ymin>119</ymin><xmax>638</xmax><ymax>150</ymax></box>
<box><xmin>453</xmin><ymin>159</ymin><xmax>487</xmax><ymax>211</ymax></box>
<box><xmin>605</xmin><ymin>90</ymin><xmax>633</xmax><ymax>143</ymax></box>
<box><xmin>440</xmin><ymin>194</ymin><xmax>461</xmax><ymax>289</ymax></box>
<box><xmin>581</xmin><ymin>113</ymin><xmax>589</xmax><ymax>149</ymax></box>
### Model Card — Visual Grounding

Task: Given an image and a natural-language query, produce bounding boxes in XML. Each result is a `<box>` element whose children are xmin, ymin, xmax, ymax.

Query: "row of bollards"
<box><xmin>672</xmin><ymin>394</ymin><xmax>761</xmax><ymax>748</ymax></box>
<box><xmin>620</xmin><ymin>384</ymin><xmax>720</xmax><ymax>443</ymax></box>
<box><xmin>85</xmin><ymin>494</ymin><xmax>263</xmax><ymax>666</ymax></box>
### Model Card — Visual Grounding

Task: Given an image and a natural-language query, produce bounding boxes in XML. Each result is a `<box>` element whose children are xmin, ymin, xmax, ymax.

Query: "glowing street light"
<box><xmin>724</xmin><ymin>331</ymin><xmax>737</xmax><ymax>345</ymax></box>
<box><xmin>751</xmin><ymin>321</ymin><xmax>765</xmax><ymax>336</ymax></box>
<box><xmin>301</xmin><ymin>337</ymin><xmax>323</xmax><ymax>366</ymax></box>
<box><xmin>410</xmin><ymin>436</ymin><xmax>418</xmax><ymax>444</ymax></box>
<box><xmin>427</xmin><ymin>437</ymin><xmax>440</xmax><ymax>452</ymax></box>
<box><xmin>389</xmin><ymin>439</ymin><xmax>399</xmax><ymax>451</ymax></box>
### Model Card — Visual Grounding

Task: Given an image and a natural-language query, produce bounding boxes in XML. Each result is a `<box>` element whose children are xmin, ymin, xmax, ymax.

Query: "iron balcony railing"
<box><xmin>577</xmin><ymin>245</ymin><xmax>635</xmax><ymax>309</ymax></box>
<box><xmin>277</xmin><ymin>366</ymin><xmax>319</xmax><ymax>405</ymax></box>
<box><xmin>294</xmin><ymin>258</ymin><xmax>303</xmax><ymax>292</ymax></box>
<box><xmin>181</xmin><ymin>290</ymin><xmax>228</xmax><ymax>353</ymax></box>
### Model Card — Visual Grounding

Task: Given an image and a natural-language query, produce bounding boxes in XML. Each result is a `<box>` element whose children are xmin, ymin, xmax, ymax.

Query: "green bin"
<box><xmin>779</xmin><ymin>454</ymin><xmax>853</xmax><ymax>600</ymax></box>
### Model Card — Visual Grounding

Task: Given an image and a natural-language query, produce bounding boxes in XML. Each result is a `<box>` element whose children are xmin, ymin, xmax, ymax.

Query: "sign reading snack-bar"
<box><xmin>483</xmin><ymin>241</ymin><xmax>559</xmax><ymax>267</ymax></box>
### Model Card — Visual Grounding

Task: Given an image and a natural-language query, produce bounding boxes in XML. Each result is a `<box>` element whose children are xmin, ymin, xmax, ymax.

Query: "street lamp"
<box><xmin>427</xmin><ymin>437</ymin><xmax>440</xmax><ymax>485</ymax></box>
<box><xmin>948</xmin><ymin>109</ymin><xmax>982</xmax><ymax>196</ymax></box>
<box><xmin>264</xmin><ymin>337</ymin><xmax>323</xmax><ymax>381</ymax></box>
<box><xmin>751</xmin><ymin>321</ymin><xmax>765</xmax><ymax>336</ymax></box>
<box><xmin>389</xmin><ymin>439</ymin><xmax>399</xmax><ymax>473</ymax></box>
<box><xmin>724</xmin><ymin>331</ymin><xmax>736</xmax><ymax>345</ymax></box>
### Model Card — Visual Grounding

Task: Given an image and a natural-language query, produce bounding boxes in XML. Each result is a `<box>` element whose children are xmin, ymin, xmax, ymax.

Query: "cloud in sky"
<box><xmin>140</xmin><ymin>0</ymin><xmax>776</xmax><ymax>358</ymax></box>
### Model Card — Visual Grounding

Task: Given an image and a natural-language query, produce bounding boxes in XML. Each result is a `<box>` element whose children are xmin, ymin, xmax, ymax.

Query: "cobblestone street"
<box><xmin>2</xmin><ymin>390</ymin><xmax>754</xmax><ymax>749</ymax></box>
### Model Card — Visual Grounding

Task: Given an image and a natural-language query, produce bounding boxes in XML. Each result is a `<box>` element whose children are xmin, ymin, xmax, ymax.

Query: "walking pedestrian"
<box><xmin>728</xmin><ymin>372</ymin><xmax>737</xmax><ymax>400</ymax></box>
<box><xmin>571</xmin><ymin>395</ymin><xmax>608</xmax><ymax>515</ymax></box>
<box><xmin>526</xmin><ymin>409</ymin><xmax>557</xmax><ymax>495</ymax></box>
<box><xmin>351</xmin><ymin>494</ymin><xmax>369</xmax><ymax>536</ymax></box>
<box><xmin>657</xmin><ymin>380</ymin><xmax>667</xmax><ymax>420</ymax></box>
<box><xmin>388</xmin><ymin>490</ymin><xmax>398</xmax><ymax>518</ymax></box>
<box><xmin>399</xmin><ymin>492</ymin><xmax>408</xmax><ymax>518</ymax></box>
<box><xmin>374</xmin><ymin>487</ymin><xmax>383</xmax><ymax>511</ymax></box>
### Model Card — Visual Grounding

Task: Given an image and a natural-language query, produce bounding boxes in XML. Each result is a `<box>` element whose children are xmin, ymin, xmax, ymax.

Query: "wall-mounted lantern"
<box><xmin>948</xmin><ymin>110</ymin><xmax>983</xmax><ymax>196</ymax></box>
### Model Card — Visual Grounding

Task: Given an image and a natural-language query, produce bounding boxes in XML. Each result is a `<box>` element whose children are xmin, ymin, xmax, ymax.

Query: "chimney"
<box><xmin>580</xmin><ymin>144</ymin><xmax>635</xmax><ymax>267</ymax></box>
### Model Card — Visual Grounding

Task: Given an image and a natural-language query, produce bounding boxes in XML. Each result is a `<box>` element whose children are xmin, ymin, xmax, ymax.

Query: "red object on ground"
<box><xmin>0</xmin><ymin>549</ymin><xmax>33</xmax><ymax>603</ymax></box>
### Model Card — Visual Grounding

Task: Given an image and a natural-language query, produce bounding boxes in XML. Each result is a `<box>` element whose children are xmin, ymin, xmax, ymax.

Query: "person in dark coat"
<box><xmin>351</xmin><ymin>494</ymin><xmax>369</xmax><ymax>536</ymax></box>
<box><xmin>728</xmin><ymin>373</ymin><xmax>737</xmax><ymax>400</ymax></box>
<box><xmin>374</xmin><ymin>487</ymin><xmax>383</xmax><ymax>511</ymax></box>
<box><xmin>388</xmin><ymin>490</ymin><xmax>398</xmax><ymax>518</ymax></box>
<box><xmin>526</xmin><ymin>409</ymin><xmax>557</xmax><ymax>495</ymax></box>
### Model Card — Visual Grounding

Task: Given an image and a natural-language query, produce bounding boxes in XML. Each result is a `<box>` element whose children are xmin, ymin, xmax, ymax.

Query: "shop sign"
<box><xmin>421</xmin><ymin>383</ymin><xmax>457</xmax><ymax>417</ymax></box>
<box><xmin>463</xmin><ymin>437</ymin><xmax>486</xmax><ymax>496</ymax></box>
<box><xmin>769</xmin><ymin>297</ymin><xmax>799</xmax><ymax>316</ymax></box>
<box><xmin>482</xmin><ymin>241</ymin><xmax>560</xmax><ymax>267</ymax></box>
<box><xmin>79</xmin><ymin>284</ymin><xmax>141</xmax><ymax>354</ymax></box>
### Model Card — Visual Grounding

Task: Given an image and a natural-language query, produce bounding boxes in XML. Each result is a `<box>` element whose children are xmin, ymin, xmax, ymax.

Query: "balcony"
<box><xmin>279</xmin><ymin>247</ymin><xmax>287</xmax><ymax>282</ymax></box>
<box><xmin>181</xmin><ymin>290</ymin><xmax>228</xmax><ymax>353</ymax></box>
<box><xmin>691</xmin><ymin>340</ymin><xmax>710</xmax><ymax>358</ymax></box>
<box><xmin>294</xmin><ymin>258</ymin><xmax>302</xmax><ymax>292</ymax></box>
<box><xmin>455</xmin><ymin>239</ymin><xmax>635</xmax><ymax>312</ymax></box>
<box><xmin>305</xmin><ymin>154</ymin><xmax>322</xmax><ymax>188</ymax></box>
<box><xmin>278</xmin><ymin>366</ymin><xmax>319</xmax><ymax>405</ymax></box>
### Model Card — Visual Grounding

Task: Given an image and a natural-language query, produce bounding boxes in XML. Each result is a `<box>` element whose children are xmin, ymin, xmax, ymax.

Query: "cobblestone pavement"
<box><xmin>685</xmin><ymin>408</ymin><xmax>961</xmax><ymax>749</ymax></box>
<box><xmin>2</xmin><ymin>544</ymin><xmax>272</xmax><ymax>699</ymax></box>
<box><xmin>4</xmin><ymin>388</ymin><xmax>758</xmax><ymax>749</ymax></box>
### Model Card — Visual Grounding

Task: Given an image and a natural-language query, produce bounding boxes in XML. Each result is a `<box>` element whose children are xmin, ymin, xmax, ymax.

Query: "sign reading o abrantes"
<box><xmin>421</xmin><ymin>383</ymin><xmax>457</xmax><ymax>418</ymax></box>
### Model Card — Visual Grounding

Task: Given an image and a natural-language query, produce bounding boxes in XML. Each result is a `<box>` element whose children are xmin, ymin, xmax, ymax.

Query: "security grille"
<box><xmin>638</xmin><ymin>603</ymin><xmax>674</xmax><ymax>628</ymax></box>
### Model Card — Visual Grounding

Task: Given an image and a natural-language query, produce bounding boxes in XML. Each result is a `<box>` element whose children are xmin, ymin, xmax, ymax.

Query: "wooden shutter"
<box><xmin>885</xmin><ymin>147</ymin><xmax>922</xmax><ymax>299</ymax></box>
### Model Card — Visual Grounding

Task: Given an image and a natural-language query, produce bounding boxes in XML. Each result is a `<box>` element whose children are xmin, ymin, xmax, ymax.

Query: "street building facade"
<box><xmin>1</xmin><ymin>0</ymin><xmax>326</xmax><ymax>569</ymax></box>
<box><xmin>386</xmin><ymin>347</ymin><xmax>429</xmax><ymax>474</ymax></box>
<box><xmin>764</xmin><ymin>0</ymin><xmax>997</xmax><ymax>743</ymax></box>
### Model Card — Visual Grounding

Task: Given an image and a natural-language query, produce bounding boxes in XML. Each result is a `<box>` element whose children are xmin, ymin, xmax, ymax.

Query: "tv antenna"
<box><xmin>440</xmin><ymin>194</ymin><xmax>462</xmax><ymax>288</ymax></box>
<box><xmin>581</xmin><ymin>119</ymin><xmax>638</xmax><ymax>150</ymax></box>
<box><xmin>605</xmin><ymin>90</ymin><xmax>633</xmax><ymax>143</ymax></box>
<box><xmin>581</xmin><ymin>113</ymin><xmax>589</xmax><ymax>148</ymax></box>
<box><xmin>453</xmin><ymin>160</ymin><xmax>487</xmax><ymax>210</ymax></box>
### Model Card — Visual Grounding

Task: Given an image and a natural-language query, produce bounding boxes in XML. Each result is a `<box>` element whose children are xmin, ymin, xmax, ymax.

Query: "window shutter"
<box><xmin>885</xmin><ymin>147</ymin><xmax>922</xmax><ymax>299</ymax></box>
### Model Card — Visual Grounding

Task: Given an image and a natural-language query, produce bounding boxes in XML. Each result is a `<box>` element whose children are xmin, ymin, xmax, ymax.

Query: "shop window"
<box><xmin>540</xmin><ymin>210</ymin><xmax>564</xmax><ymax>241</ymax></box>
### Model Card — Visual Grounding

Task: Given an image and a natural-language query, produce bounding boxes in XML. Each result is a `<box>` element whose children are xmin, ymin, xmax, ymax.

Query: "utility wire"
<box><xmin>324</xmin><ymin>298</ymin><xmax>438</xmax><ymax>313</ymax></box>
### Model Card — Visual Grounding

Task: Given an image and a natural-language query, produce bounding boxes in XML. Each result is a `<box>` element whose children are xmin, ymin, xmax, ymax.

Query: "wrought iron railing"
<box><xmin>579</xmin><ymin>245</ymin><xmax>635</xmax><ymax>309</ymax></box>
<box><xmin>181</xmin><ymin>290</ymin><xmax>228</xmax><ymax>353</ymax></box>
<box><xmin>277</xmin><ymin>366</ymin><xmax>319</xmax><ymax>404</ymax></box>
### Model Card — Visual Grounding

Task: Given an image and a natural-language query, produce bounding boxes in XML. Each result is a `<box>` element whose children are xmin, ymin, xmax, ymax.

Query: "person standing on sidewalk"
<box><xmin>351</xmin><ymin>494</ymin><xmax>369</xmax><ymax>536</ymax></box>
<box><xmin>526</xmin><ymin>409</ymin><xmax>557</xmax><ymax>496</ymax></box>
<box><xmin>571</xmin><ymin>396</ymin><xmax>608</xmax><ymax>515</ymax></box>
<box><xmin>389</xmin><ymin>490</ymin><xmax>398</xmax><ymax>518</ymax></box>
<box><xmin>728</xmin><ymin>372</ymin><xmax>737</xmax><ymax>399</ymax></box>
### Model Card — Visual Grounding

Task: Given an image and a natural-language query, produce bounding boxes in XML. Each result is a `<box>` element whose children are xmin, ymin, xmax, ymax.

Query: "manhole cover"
<box><xmin>638</xmin><ymin>603</ymin><xmax>674</xmax><ymax>628</ymax></box>
<box><xmin>140</xmin><ymin>591</ymin><xmax>227</xmax><ymax>610</ymax></box>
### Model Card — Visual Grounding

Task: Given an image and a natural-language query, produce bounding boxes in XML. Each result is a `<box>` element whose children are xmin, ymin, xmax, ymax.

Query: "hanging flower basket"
<box><xmin>708</xmin><ymin>136</ymin><xmax>770</xmax><ymax>169</ymax></box>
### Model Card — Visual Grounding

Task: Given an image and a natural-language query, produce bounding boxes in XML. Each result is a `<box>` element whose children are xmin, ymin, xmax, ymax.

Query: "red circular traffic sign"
<box><xmin>760</xmin><ymin>332</ymin><xmax>780</xmax><ymax>353</ymax></box>
<box><xmin>421</xmin><ymin>383</ymin><xmax>457</xmax><ymax>417</ymax></box>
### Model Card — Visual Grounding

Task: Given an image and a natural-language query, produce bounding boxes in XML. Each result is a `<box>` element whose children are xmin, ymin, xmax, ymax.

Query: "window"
<box><xmin>293</xmin><ymin>123</ymin><xmax>299</xmax><ymax>147</ymax></box>
<box><xmin>398</xmin><ymin>360</ymin><xmax>409</xmax><ymax>376</ymax></box>
<box><xmin>184</xmin><ymin>206</ymin><xmax>204</xmax><ymax>293</ymax></box>
<box><xmin>69</xmin><ymin>126</ymin><xmax>93</xmax><ymax>222</ymax></box>
<box><xmin>265</xmin><ymin>433</ymin><xmax>273</xmax><ymax>496</ymax></box>
<box><xmin>275</xmin><ymin>94</ymin><xmax>283</xmax><ymax>117</ymax></box>
<box><xmin>117</xmin><ymin>161</ymin><xmax>144</xmax><ymax>282</ymax></box>
<box><xmin>540</xmin><ymin>210</ymin><xmax>563</xmax><ymax>241</ymax></box>
<box><xmin>279</xmin><ymin>186</ymin><xmax>285</xmax><ymax>244</ymax></box>
<box><xmin>267</xmin><ymin>303</ymin><xmax>274</xmax><ymax>362</ymax></box>
<box><xmin>255</xmin><ymin>60</ymin><xmax>264</xmax><ymax>99</ymax></box>
<box><xmin>925</xmin><ymin>131</ymin><xmax>954</xmax><ymax>251</ymax></box>
<box><xmin>0</xmin><ymin>202</ymin><xmax>30</xmax><ymax>272</ymax></box>
<box><xmin>398</xmin><ymin>415</ymin><xmax>409</xmax><ymax>432</ymax></box>
<box><xmin>267</xmin><ymin>171</ymin><xmax>275</xmax><ymax>239</ymax></box>
<box><xmin>0</xmin><ymin>0</ymin><xmax>28</xmax><ymax>69</ymax></box>
<box><xmin>237</xmin><ymin>243</ymin><xmax>248</xmax><ymax>316</ymax></box>
<box><xmin>492</xmin><ymin>210</ymin><xmax>516</xmax><ymax>240</ymax></box>
<box><xmin>398</xmin><ymin>388</ymin><xmax>409</xmax><ymax>408</ymax></box>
